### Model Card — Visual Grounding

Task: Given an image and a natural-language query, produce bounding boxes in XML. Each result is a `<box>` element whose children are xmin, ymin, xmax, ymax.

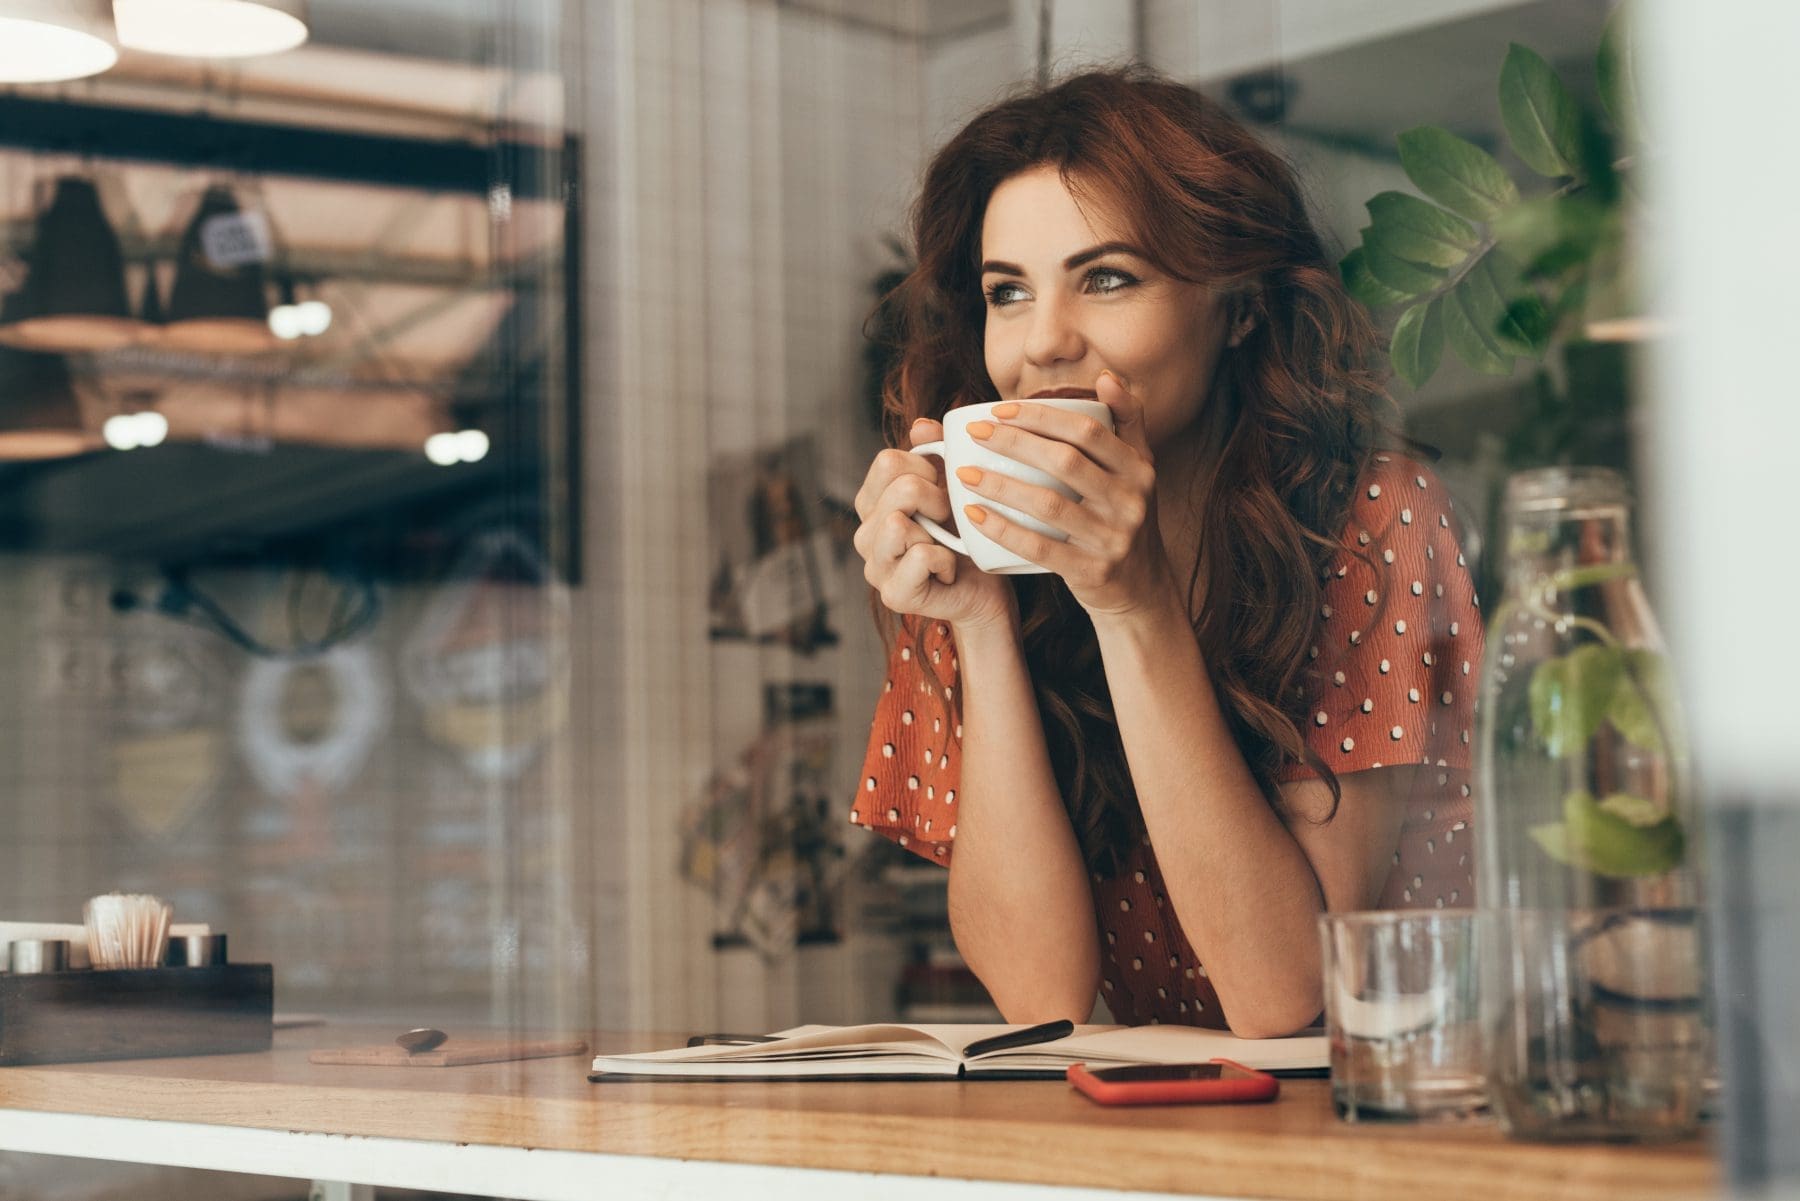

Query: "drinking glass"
<box><xmin>1320</xmin><ymin>909</ymin><xmax>1485</xmax><ymax>1121</ymax></box>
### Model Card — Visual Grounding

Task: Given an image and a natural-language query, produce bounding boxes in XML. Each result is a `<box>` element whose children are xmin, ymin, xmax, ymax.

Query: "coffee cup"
<box><xmin>911</xmin><ymin>398</ymin><xmax>1113</xmax><ymax>575</ymax></box>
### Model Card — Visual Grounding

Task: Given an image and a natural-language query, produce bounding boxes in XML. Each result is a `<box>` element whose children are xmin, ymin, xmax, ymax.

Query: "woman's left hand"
<box><xmin>959</xmin><ymin>370</ymin><xmax>1179</xmax><ymax>620</ymax></box>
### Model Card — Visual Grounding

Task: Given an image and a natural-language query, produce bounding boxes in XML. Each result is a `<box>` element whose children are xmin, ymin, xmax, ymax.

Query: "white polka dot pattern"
<box><xmin>851</xmin><ymin>618</ymin><xmax>961</xmax><ymax>864</ymax></box>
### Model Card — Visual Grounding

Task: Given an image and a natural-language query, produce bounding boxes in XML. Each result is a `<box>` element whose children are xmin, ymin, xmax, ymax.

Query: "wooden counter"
<box><xmin>0</xmin><ymin>1026</ymin><xmax>1717</xmax><ymax>1201</ymax></box>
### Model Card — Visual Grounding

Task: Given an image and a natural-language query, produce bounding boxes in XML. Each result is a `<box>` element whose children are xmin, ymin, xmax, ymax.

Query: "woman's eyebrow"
<box><xmin>980</xmin><ymin>241</ymin><xmax>1148</xmax><ymax>277</ymax></box>
<box><xmin>1063</xmin><ymin>241</ymin><xmax>1145</xmax><ymax>270</ymax></box>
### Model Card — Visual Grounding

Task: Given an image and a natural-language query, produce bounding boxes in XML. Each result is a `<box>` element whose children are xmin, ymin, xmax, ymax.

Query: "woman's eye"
<box><xmin>1085</xmin><ymin>267</ymin><xmax>1138</xmax><ymax>294</ymax></box>
<box><xmin>984</xmin><ymin>281</ymin><xmax>1028</xmax><ymax>307</ymax></box>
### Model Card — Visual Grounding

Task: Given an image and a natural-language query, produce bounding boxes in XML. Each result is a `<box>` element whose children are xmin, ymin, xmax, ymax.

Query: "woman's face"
<box><xmin>979</xmin><ymin>164</ymin><xmax>1234</xmax><ymax>450</ymax></box>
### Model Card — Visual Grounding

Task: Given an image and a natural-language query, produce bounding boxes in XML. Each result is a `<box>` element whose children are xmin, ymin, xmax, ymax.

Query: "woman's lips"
<box><xmin>1026</xmin><ymin>387</ymin><xmax>1099</xmax><ymax>399</ymax></box>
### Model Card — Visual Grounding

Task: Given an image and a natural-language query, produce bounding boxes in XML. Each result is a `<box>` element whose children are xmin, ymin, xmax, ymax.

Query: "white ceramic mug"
<box><xmin>911</xmin><ymin>398</ymin><xmax>1113</xmax><ymax>575</ymax></box>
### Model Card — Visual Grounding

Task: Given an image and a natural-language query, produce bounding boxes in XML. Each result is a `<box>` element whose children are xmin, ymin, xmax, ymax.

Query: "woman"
<box><xmin>850</xmin><ymin>67</ymin><xmax>1481</xmax><ymax>1037</ymax></box>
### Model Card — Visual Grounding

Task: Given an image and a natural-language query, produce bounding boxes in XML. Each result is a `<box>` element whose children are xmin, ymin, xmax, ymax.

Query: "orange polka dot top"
<box><xmin>850</xmin><ymin>454</ymin><xmax>1484</xmax><ymax>1027</ymax></box>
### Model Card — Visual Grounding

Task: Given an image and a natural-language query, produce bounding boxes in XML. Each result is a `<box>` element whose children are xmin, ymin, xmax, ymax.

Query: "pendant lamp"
<box><xmin>0</xmin><ymin>0</ymin><xmax>117</xmax><ymax>83</ymax></box>
<box><xmin>160</xmin><ymin>186</ymin><xmax>276</xmax><ymax>354</ymax></box>
<box><xmin>137</xmin><ymin>259</ymin><xmax>167</xmax><ymax>332</ymax></box>
<box><xmin>0</xmin><ymin>343</ymin><xmax>97</xmax><ymax>459</ymax></box>
<box><xmin>111</xmin><ymin>0</ymin><xmax>307</xmax><ymax>58</ymax></box>
<box><xmin>0</xmin><ymin>176</ymin><xmax>144</xmax><ymax>353</ymax></box>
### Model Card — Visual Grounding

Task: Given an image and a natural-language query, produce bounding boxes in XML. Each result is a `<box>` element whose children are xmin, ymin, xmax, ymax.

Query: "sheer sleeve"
<box><xmin>850</xmin><ymin>616</ymin><xmax>963</xmax><ymax>865</ymax></box>
<box><xmin>1283</xmin><ymin>455</ymin><xmax>1484</xmax><ymax>782</ymax></box>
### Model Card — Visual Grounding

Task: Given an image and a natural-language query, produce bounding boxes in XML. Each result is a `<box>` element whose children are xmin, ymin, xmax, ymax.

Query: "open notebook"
<box><xmin>589</xmin><ymin>1022</ymin><xmax>1327</xmax><ymax>1081</ymax></box>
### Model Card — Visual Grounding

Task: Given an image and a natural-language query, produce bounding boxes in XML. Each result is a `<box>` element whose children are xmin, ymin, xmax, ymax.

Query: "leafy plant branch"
<box><xmin>1517</xmin><ymin>560</ymin><xmax>1686</xmax><ymax>878</ymax></box>
<box><xmin>1340</xmin><ymin>6</ymin><xmax>1647</xmax><ymax>391</ymax></box>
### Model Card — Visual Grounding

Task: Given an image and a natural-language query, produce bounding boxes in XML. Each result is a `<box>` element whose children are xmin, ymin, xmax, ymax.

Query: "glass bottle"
<box><xmin>1475</xmin><ymin>467</ymin><xmax>1705</xmax><ymax>1141</ymax></box>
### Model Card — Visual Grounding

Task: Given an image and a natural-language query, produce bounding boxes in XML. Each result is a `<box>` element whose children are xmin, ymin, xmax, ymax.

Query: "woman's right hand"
<box><xmin>853</xmin><ymin>418</ymin><xmax>1014</xmax><ymax>631</ymax></box>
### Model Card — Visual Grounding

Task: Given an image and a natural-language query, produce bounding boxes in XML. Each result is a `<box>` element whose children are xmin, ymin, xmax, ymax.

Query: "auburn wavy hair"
<box><xmin>875</xmin><ymin>67</ymin><xmax>1397</xmax><ymax>877</ymax></box>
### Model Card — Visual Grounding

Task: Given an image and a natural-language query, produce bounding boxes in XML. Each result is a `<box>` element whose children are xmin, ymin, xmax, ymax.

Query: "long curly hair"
<box><xmin>876</xmin><ymin>67</ymin><xmax>1395</xmax><ymax>876</ymax></box>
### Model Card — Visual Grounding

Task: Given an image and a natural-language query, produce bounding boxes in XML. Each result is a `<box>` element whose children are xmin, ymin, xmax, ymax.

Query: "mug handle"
<box><xmin>908</xmin><ymin>441</ymin><xmax>967</xmax><ymax>555</ymax></box>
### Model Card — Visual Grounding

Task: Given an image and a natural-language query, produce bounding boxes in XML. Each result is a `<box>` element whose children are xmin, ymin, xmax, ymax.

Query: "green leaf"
<box><xmin>1547</xmin><ymin>789</ymin><xmax>1685</xmax><ymax>878</ymax></box>
<box><xmin>1609</xmin><ymin>649</ymin><xmax>1678</xmax><ymax>754</ymax></box>
<box><xmin>1360</xmin><ymin>229</ymin><xmax>1446</xmax><ymax>296</ymax></box>
<box><xmin>1546</xmin><ymin>562</ymin><xmax>1639</xmax><ymax>593</ymax></box>
<box><xmin>1365</xmin><ymin>192</ymin><xmax>1480</xmax><ymax>268</ymax></box>
<box><xmin>1493</xmin><ymin>193</ymin><xmax>1613</xmax><ymax>279</ymax></box>
<box><xmin>1529</xmin><ymin>644</ymin><xmax>1621</xmax><ymax>757</ymax></box>
<box><xmin>1390</xmin><ymin>298</ymin><xmax>1444</xmax><ymax>389</ymax></box>
<box><xmin>1528</xmin><ymin>820</ymin><xmax>1575</xmax><ymax>865</ymax></box>
<box><xmin>1340</xmin><ymin>246</ymin><xmax>1409</xmax><ymax>309</ymax></box>
<box><xmin>1503</xmin><ymin>296</ymin><xmax>1554</xmax><ymax>355</ymax></box>
<box><xmin>1573</xmin><ymin>107</ymin><xmax>1622</xmax><ymax>205</ymax></box>
<box><xmin>1491</xmin><ymin>195</ymin><xmax>1564</xmax><ymax>264</ymax></box>
<box><xmin>1499</xmin><ymin>43</ymin><xmax>1584</xmax><ymax>178</ymax></box>
<box><xmin>1443</xmin><ymin>281</ymin><xmax>1513</xmax><ymax>375</ymax></box>
<box><xmin>1552</xmin><ymin>276</ymin><xmax>1591</xmax><ymax>322</ymax></box>
<box><xmin>1397</xmin><ymin>126</ymin><xmax>1521</xmax><ymax>223</ymax></box>
<box><xmin>1597</xmin><ymin>3</ymin><xmax>1644</xmax><ymax>145</ymax></box>
<box><xmin>1461</xmin><ymin>251</ymin><xmax>1542</xmax><ymax>357</ymax></box>
<box><xmin>1597</xmin><ymin>791</ymin><xmax>1666</xmax><ymax>828</ymax></box>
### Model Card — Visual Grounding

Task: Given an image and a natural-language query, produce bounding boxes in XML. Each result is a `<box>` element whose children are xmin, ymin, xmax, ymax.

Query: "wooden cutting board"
<box><xmin>308</xmin><ymin>1039</ymin><xmax>588</xmax><ymax>1067</ymax></box>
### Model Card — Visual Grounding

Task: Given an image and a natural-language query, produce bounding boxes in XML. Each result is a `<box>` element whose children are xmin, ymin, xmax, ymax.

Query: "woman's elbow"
<box><xmin>969</xmin><ymin>946</ymin><xmax>1098</xmax><ymax>1025</ymax></box>
<box><xmin>996</xmin><ymin>983</ymin><xmax>1097</xmax><ymax>1025</ymax></box>
<box><xmin>1216</xmin><ymin>993</ymin><xmax>1322</xmax><ymax>1040</ymax></box>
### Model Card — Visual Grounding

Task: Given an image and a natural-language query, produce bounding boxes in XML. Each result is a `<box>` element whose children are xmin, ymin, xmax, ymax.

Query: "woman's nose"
<box><xmin>1023</xmin><ymin>291</ymin><xmax>1085</xmax><ymax>366</ymax></box>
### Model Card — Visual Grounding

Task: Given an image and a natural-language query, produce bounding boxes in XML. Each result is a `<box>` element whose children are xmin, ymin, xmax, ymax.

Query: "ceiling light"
<box><xmin>103</xmin><ymin>409</ymin><xmax>167</xmax><ymax>451</ymax></box>
<box><xmin>160</xmin><ymin>186</ymin><xmax>276</xmax><ymax>354</ymax></box>
<box><xmin>267</xmin><ymin>280</ymin><xmax>331</xmax><ymax>341</ymax></box>
<box><xmin>424</xmin><ymin>429</ymin><xmax>488</xmax><ymax>466</ymax></box>
<box><xmin>0</xmin><ymin>1</ymin><xmax>117</xmax><ymax>83</ymax></box>
<box><xmin>267</xmin><ymin>276</ymin><xmax>302</xmax><ymax>339</ymax></box>
<box><xmin>0</xmin><ymin>176</ymin><xmax>144</xmax><ymax>353</ymax></box>
<box><xmin>295</xmin><ymin>298</ymin><xmax>331</xmax><ymax>337</ymax></box>
<box><xmin>134</xmin><ymin>410</ymin><xmax>168</xmax><ymax>447</ymax></box>
<box><xmin>111</xmin><ymin>0</ymin><xmax>308</xmax><ymax>58</ymax></box>
<box><xmin>267</xmin><ymin>304</ymin><xmax>304</xmax><ymax>340</ymax></box>
<box><xmin>424</xmin><ymin>432</ymin><xmax>461</xmax><ymax>467</ymax></box>
<box><xmin>102</xmin><ymin>413</ymin><xmax>138</xmax><ymax>450</ymax></box>
<box><xmin>453</xmin><ymin>429</ymin><xmax>488</xmax><ymax>463</ymax></box>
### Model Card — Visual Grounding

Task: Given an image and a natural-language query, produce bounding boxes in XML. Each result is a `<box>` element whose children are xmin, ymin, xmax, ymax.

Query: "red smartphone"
<box><xmin>1066</xmin><ymin>1059</ymin><xmax>1280</xmax><ymax>1106</ymax></box>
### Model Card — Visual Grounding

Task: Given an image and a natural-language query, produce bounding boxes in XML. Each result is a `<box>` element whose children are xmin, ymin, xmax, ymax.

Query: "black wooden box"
<box><xmin>0</xmin><ymin>964</ymin><xmax>273</xmax><ymax>1065</ymax></box>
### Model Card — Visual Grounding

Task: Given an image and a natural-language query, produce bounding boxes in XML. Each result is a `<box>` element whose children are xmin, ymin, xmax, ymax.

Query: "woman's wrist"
<box><xmin>1090</xmin><ymin>595</ymin><xmax>1206</xmax><ymax>715</ymax></box>
<box><xmin>951</xmin><ymin>600</ymin><xmax>1022</xmax><ymax>654</ymax></box>
<box><xmin>1087</xmin><ymin>569</ymin><xmax>1192</xmax><ymax>645</ymax></box>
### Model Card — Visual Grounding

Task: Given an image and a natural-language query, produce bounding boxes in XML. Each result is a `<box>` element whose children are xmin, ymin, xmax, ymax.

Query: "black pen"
<box><xmin>685</xmin><ymin>1033</ymin><xmax>780</xmax><ymax>1047</ymax></box>
<box><xmin>963</xmin><ymin>1018</ymin><xmax>1075</xmax><ymax>1059</ymax></box>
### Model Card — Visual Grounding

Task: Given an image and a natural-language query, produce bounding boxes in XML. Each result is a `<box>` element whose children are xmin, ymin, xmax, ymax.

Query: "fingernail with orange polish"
<box><xmin>992</xmin><ymin>402</ymin><xmax>1020</xmax><ymax>419</ymax></box>
<box><xmin>964</xmin><ymin>505</ymin><xmax>987</xmax><ymax>525</ymax></box>
<box><xmin>968</xmin><ymin>421</ymin><xmax>995</xmax><ymax>440</ymax></box>
<box><xmin>956</xmin><ymin>466</ymin><xmax>983</xmax><ymax>486</ymax></box>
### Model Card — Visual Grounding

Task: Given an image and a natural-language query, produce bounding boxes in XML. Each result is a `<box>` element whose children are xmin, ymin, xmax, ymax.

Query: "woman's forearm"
<box><xmin>946</xmin><ymin>611</ymin><xmax>1100</xmax><ymax>1023</ymax></box>
<box><xmin>1091</xmin><ymin>592</ymin><xmax>1327</xmax><ymax>1038</ymax></box>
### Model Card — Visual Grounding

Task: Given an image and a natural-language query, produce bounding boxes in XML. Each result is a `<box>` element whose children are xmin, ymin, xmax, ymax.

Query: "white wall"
<box><xmin>1648</xmin><ymin>0</ymin><xmax>1800</xmax><ymax>777</ymax></box>
<box><xmin>581</xmin><ymin>0</ymin><xmax>926</xmax><ymax>1033</ymax></box>
<box><xmin>923</xmin><ymin>23</ymin><xmax>1018</xmax><ymax>154</ymax></box>
<box><xmin>1142</xmin><ymin>0</ymin><xmax>1544</xmax><ymax>80</ymax></box>
<box><xmin>1645</xmin><ymin>4</ymin><xmax>1800</xmax><ymax>1186</ymax></box>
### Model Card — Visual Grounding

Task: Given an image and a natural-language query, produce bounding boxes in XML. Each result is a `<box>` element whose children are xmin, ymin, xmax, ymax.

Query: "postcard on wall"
<box><xmin>706</xmin><ymin>435</ymin><xmax>841</xmax><ymax>654</ymax></box>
